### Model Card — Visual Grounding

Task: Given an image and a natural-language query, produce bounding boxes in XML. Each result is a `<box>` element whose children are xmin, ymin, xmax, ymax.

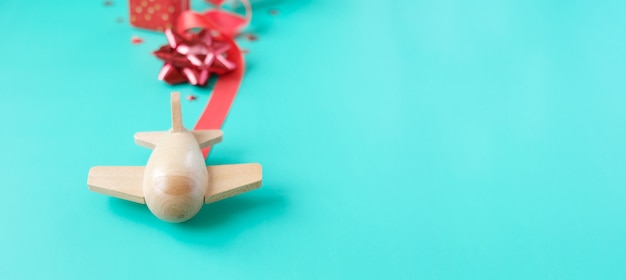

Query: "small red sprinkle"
<box><xmin>131</xmin><ymin>36</ymin><xmax>143</xmax><ymax>44</ymax></box>
<box><xmin>116</xmin><ymin>17</ymin><xmax>124</xmax><ymax>23</ymax></box>
<box><xmin>187</xmin><ymin>95</ymin><xmax>197</xmax><ymax>101</ymax></box>
<box><xmin>245</xmin><ymin>33</ymin><xmax>258</xmax><ymax>41</ymax></box>
<box><xmin>241</xmin><ymin>49</ymin><xmax>249</xmax><ymax>54</ymax></box>
<box><xmin>269</xmin><ymin>9</ymin><xmax>279</xmax><ymax>15</ymax></box>
<box><xmin>103</xmin><ymin>1</ymin><xmax>113</xmax><ymax>6</ymax></box>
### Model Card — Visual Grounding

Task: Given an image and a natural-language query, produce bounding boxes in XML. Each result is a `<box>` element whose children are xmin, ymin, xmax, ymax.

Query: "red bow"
<box><xmin>154</xmin><ymin>29</ymin><xmax>236</xmax><ymax>86</ymax></box>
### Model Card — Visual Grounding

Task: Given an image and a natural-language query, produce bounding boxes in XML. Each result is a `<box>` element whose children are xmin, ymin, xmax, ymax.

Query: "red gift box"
<box><xmin>129</xmin><ymin>0</ymin><xmax>189</xmax><ymax>32</ymax></box>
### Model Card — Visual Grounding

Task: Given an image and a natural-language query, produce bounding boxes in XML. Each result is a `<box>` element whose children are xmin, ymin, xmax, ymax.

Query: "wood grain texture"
<box><xmin>88</xmin><ymin>166</ymin><xmax>145</xmax><ymax>203</ymax></box>
<box><xmin>205</xmin><ymin>163</ymin><xmax>262</xmax><ymax>203</ymax></box>
<box><xmin>142</xmin><ymin>132</ymin><xmax>207</xmax><ymax>222</ymax></box>
<box><xmin>170</xmin><ymin>92</ymin><xmax>184</xmax><ymax>132</ymax></box>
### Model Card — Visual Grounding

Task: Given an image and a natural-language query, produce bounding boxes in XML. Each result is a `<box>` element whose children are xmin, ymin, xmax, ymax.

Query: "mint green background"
<box><xmin>1</xmin><ymin>0</ymin><xmax>626</xmax><ymax>279</ymax></box>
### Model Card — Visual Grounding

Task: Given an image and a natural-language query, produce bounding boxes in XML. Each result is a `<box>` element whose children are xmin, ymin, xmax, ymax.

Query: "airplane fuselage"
<box><xmin>143</xmin><ymin>130</ymin><xmax>208</xmax><ymax>222</ymax></box>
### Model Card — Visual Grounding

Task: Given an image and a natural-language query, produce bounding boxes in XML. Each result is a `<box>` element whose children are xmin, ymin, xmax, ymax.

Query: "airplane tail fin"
<box><xmin>171</xmin><ymin>92</ymin><xmax>184</xmax><ymax>132</ymax></box>
<box><xmin>134</xmin><ymin>92</ymin><xmax>222</xmax><ymax>150</ymax></box>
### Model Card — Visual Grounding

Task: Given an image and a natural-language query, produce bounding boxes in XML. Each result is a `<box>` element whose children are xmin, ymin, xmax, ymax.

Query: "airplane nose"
<box><xmin>147</xmin><ymin>175</ymin><xmax>204</xmax><ymax>222</ymax></box>
<box><xmin>159</xmin><ymin>198</ymin><xmax>202</xmax><ymax>222</ymax></box>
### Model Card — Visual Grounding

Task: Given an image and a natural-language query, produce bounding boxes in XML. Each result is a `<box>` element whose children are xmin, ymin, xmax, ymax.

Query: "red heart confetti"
<box><xmin>187</xmin><ymin>95</ymin><xmax>198</xmax><ymax>101</ymax></box>
<box><xmin>131</xmin><ymin>36</ymin><xmax>144</xmax><ymax>44</ymax></box>
<box><xmin>244</xmin><ymin>33</ymin><xmax>257</xmax><ymax>41</ymax></box>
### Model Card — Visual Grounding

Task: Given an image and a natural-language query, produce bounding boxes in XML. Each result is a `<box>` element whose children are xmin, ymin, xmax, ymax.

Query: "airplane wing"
<box><xmin>205</xmin><ymin>163</ymin><xmax>262</xmax><ymax>203</ymax></box>
<box><xmin>88</xmin><ymin>166</ymin><xmax>145</xmax><ymax>204</ymax></box>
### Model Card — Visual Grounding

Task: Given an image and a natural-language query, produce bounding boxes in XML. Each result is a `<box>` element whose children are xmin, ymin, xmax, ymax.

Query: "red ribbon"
<box><xmin>175</xmin><ymin>11</ymin><xmax>245</xmax><ymax>159</ymax></box>
<box><xmin>196</xmin><ymin>0</ymin><xmax>252</xmax><ymax>37</ymax></box>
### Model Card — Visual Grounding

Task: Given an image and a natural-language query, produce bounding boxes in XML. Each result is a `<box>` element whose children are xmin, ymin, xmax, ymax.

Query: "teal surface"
<box><xmin>1</xmin><ymin>0</ymin><xmax>626</xmax><ymax>278</ymax></box>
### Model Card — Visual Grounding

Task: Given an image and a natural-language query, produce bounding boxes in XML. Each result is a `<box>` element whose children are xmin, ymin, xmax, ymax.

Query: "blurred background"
<box><xmin>1</xmin><ymin>0</ymin><xmax>626</xmax><ymax>279</ymax></box>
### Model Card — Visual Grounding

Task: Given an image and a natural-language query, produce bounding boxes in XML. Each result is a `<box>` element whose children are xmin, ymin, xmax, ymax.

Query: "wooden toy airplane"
<box><xmin>88</xmin><ymin>92</ymin><xmax>262</xmax><ymax>223</ymax></box>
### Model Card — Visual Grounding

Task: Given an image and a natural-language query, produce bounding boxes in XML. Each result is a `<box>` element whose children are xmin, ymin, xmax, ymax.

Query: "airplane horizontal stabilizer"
<box><xmin>192</xmin><ymin>130</ymin><xmax>223</xmax><ymax>148</ymax></box>
<box><xmin>134</xmin><ymin>132</ymin><xmax>166</xmax><ymax>149</ymax></box>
